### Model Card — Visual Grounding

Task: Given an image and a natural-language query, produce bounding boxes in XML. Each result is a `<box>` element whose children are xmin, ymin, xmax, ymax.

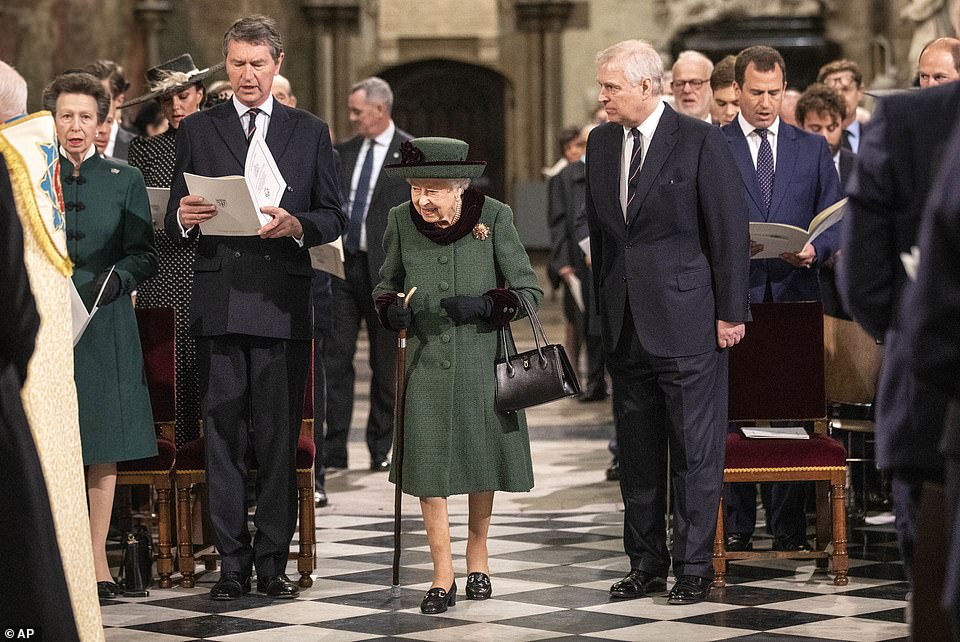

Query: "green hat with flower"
<box><xmin>383</xmin><ymin>137</ymin><xmax>486</xmax><ymax>179</ymax></box>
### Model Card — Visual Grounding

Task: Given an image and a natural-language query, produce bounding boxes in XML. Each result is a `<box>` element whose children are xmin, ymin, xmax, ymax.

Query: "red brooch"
<box><xmin>472</xmin><ymin>223</ymin><xmax>490</xmax><ymax>240</ymax></box>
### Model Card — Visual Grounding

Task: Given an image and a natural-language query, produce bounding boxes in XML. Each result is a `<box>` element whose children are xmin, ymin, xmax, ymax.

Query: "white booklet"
<box><xmin>70</xmin><ymin>264</ymin><xmax>116</xmax><ymax>346</ymax></box>
<box><xmin>566</xmin><ymin>273</ymin><xmax>585</xmax><ymax>312</ymax></box>
<box><xmin>146</xmin><ymin>187</ymin><xmax>170</xmax><ymax>228</ymax></box>
<box><xmin>750</xmin><ymin>197</ymin><xmax>848</xmax><ymax>260</ymax></box>
<box><xmin>740</xmin><ymin>426</ymin><xmax>810</xmax><ymax>440</ymax></box>
<box><xmin>309</xmin><ymin>236</ymin><xmax>345</xmax><ymax>279</ymax></box>
<box><xmin>185</xmin><ymin>136</ymin><xmax>287</xmax><ymax>236</ymax></box>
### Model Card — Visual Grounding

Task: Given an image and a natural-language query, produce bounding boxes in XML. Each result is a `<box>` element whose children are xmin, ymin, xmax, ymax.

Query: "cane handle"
<box><xmin>402</xmin><ymin>286</ymin><xmax>417</xmax><ymax>308</ymax></box>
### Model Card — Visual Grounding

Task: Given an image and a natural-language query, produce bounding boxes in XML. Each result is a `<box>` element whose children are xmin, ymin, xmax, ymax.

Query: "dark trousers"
<box><xmin>323</xmin><ymin>252</ymin><xmax>395</xmax><ymax>465</ymax></box>
<box><xmin>197</xmin><ymin>334</ymin><xmax>310</xmax><ymax>578</ymax></box>
<box><xmin>724</xmin><ymin>477</ymin><xmax>808</xmax><ymax>543</ymax></box>
<box><xmin>564</xmin><ymin>284</ymin><xmax>606</xmax><ymax>395</ymax></box>
<box><xmin>313</xmin><ymin>331</ymin><xmax>327</xmax><ymax>490</ymax></box>
<box><xmin>891</xmin><ymin>467</ymin><xmax>941</xmax><ymax>579</ymax></box>
<box><xmin>606</xmin><ymin>307</ymin><xmax>727</xmax><ymax>578</ymax></box>
<box><xmin>945</xmin><ymin>456</ymin><xmax>960</xmax><ymax>640</ymax></box>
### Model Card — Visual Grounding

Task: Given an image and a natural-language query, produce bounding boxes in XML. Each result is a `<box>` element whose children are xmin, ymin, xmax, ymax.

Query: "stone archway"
<box><xmin>380</xmin><ymin>59</ymin><xmax>507</xmax><ymax>201</ymax></box>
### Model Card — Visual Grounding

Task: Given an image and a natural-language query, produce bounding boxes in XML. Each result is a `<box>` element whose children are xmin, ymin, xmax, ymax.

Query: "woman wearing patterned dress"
<box><xmin>43</xmin><ymin>71</ymin><xmax>159</xmax><ymax>600</ymax></box>
<box><xmin>123</xmin><ymin>54</ymin><xmax>223</xmax><ymax>446</ymax></box>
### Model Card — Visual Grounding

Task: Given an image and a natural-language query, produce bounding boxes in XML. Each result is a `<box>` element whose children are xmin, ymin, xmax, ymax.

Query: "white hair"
<box><xmin>350</xmin><ymin>76</ymin><xmax>393</xmax><ymax>112</ymax></box>
<box><xmin>407</xmin><ymin>177</ymin><xmax>471</xmax><ymax>190</ymax></box>
<box><xmin>674</xmin><ymin>50</ymin><xmax>714</xmax><ymax>75</ymax></box>
<box><xmin>596</xmin><ymin>40</ymin><xmax>664</xmax><ymax>96</ymax></box>
<box><xmin>0</xmin><ymin>61</ymin><xmax>28</xmax><ymax>121</ymax></box>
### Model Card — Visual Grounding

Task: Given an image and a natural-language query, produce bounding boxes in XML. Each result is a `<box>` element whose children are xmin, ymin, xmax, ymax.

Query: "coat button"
<box><xmin>625</xmin><ymin>243</ymin><xmax>632</xmax><ymax>249</ymax></box>
<box><xmin>438</xmin><ymin>281</ymin><xmax>449</xmax><ymax>291</ymax></box>
<box><xmin>233</xmin><ymin>251</ymin><xmax>241</xmax><ymax>258</ymax></box>
<box><xmin>440</xmin><ymin>359</ymin><xmax>451</xmax><ymax>369</ymax></box>
<box><xmin>438</xmin><ymin>256</ymin><xmax>448</xmax><ymax>264</ymax></box>
<box><xmin>264</xmin><ymin>255</ymin><xmax>271</xmax><ymax>261</ymax></box>
<box><xmin>440</xmin><ymin>334</ymin><xmax>450</xmax><ymax>343</ymax></box>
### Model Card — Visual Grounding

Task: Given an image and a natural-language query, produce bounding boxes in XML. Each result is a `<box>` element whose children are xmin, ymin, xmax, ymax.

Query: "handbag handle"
<box><xmin>498</xmin><ymin>293</ymin><xmax>549</xmax><ymax>376</ymax></box>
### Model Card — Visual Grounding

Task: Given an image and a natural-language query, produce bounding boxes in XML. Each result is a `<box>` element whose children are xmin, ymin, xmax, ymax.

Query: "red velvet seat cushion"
<box><xmin>175</xmin><ymin>434</ymin><xmax>316</xmax><ymax>472</ymax></box>
<box><xmin>725</xmin><ymin>432</ymin><xmax>847</xmax><ymax>470</ymax></box>
<box><xmin>118</xmin><ymin>438</ymin><xmax>176</xmax><ymax>472</ymax></box>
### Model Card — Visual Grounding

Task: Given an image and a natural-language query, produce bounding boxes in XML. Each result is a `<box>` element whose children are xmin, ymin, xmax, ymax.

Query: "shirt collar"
<box><xmin>738</xmin><ymin>112</ymin><xmax>780</xmax><ymax>139</ymax></box>
<box><xmin>623</xmin><ymin>99</ymin><xmax>665</xmax><ymax>143</ymax></box>
<box><xmin>232</xmin><ymin>94</ymin><xmax>275</xmax><ymax>119</ymax></box>
<box><xmin>371</xmin><ymin>120</ymin><xmax>396</xmax><ymax>147</ymax></box>
<box><xmin>846</xmin><ymin>119</ymin><xmax>860</xmax><ymax>139</ymax></box>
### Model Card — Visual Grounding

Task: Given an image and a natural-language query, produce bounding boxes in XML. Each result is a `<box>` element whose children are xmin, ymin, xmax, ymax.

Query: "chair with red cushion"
<box><xmin>713</xmin><ymin>301</ymin><xmax>849</xmax><ymax>587</ymax></box>
<box><xmin>116</xmin><ymin>307</ymin><xmax>178</xmax><ymax>588</ymax></box>
<box><xmin>175</xmin><ymin>354</ymin><xmax>317</xmax><ymax>588</ymax></box>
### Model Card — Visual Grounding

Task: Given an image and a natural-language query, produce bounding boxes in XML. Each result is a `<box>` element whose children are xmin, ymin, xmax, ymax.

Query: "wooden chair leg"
<box><xmin>831</xmin><ymin>478</ymin><xmax>849</xmax><ymax>586</ymax></box>
<box><xmin>177</xmin><ymin>482</ymin><xmax>197</xmax><ymax>588</ymax></box>
<box><xmin>815</xmin><ymin>480</ymin><xmax>830</xmax><ymax>569</ymax></box>
<box><xmin>156</xmin><ymin>480</ymin><xmax>174</xmax><ymax>588</ymax></box>
<box><xmin>297</xmin><ymin>468</ymin><xmax>315</xmax><ymax>588</ymax></box>
<box><xmin>713</xmin><ymin>497</ymin><xmax>727</xmax><ymax>588</ymax></box>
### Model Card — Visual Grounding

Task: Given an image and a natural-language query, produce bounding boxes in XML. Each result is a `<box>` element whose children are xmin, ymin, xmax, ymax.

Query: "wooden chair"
<box><xmin>713</xmin><ymin>301</ymin><xmax>849</xmax><ymax>587</ymax></box>
<box><xmin>175</xmin><ymin>356</ymin><xmax>317</xmax><ymax>588</ymax></box>
<box><xmin>116</xmin><ymin>307</ymin><xmax>178</xmax><ymax>588</ymax></box>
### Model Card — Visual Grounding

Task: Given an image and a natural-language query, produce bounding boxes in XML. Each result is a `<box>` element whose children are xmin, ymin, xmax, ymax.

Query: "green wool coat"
<box><xmin>374</xmin><ymin>195</ymin><xmax>544</xmax><ymax>498</ymax></box>
<box><xmin>62</xmin><ymin>152</ymin><xmax>159</xmax><ymax>465</ymax></box>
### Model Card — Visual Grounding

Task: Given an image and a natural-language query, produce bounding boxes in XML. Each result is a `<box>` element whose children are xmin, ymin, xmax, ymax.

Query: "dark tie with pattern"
<box><xmin>756</xmin><ymin>128</ymin><xmax>774</xmax><ymax>213</ymax></box>
<box><xmin>245</xmin><ymin>108</ymin><xmax>262</xmax><ymax>142</ymax></box>
<box><xmin>345</xmin><ymin>139</ymin><xmax>376</xmax><ymax>255</ymax></box>
<box><xmin>840</xmin><ymin>128</ymin><xmax>853</xmax><ymax>152</ymax></box>
<box><xmin>625</xmin><ymin>127</ymin><xmax>642</xmax><ymax>217</ymax></box>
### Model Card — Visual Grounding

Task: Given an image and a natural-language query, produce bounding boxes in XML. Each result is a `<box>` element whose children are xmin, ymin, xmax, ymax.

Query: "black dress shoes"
<box><xmin>465</xmin><ymin>572</ymin><xmax>492</xmax><ymax>600</ymax></box>
<box><xmin>725</xmin><ymin>533</ymin><xmax>753</xmax><ymax>551</ymax></box>
<box><xmin>668</xmin><ymin>575</ymin><xmax>712</xmax><ymax>604</ymax></box>
<box><xmin>257</xmin><ymin>574</ymin><xmax>300</xmax><ymax>598</ymax></box>
<box><xmin>579</xmin><ymin>388</ymin><xmax>609</xmax><ymax>403</ymax></box>
<box><xmin>605</xmin><ymin>459</ymin><xmax>620</xmax><ymax>481</ymax></box>
<box><xmin>773</xmin><ymin>537</ymin><xmax>812</xmax><ymax>552</ymax></box>
<box><xmin>210</xmin><ymin>572</ymin><xmax>251</xmax><ymax>600</ymax></box>
<box><xmin>314</xmin><ymin>488</ymin><xmax>328</xmax><ymax>507</ymax></box>
<box><xmin>420</xmin><ymin>581</ymin><xmax>457</xmax><ymax>614</ymax></box>
<box><xmin>370</xmin><ymin>458</ymin><xmax>390</xmax><ymax>472</ymax></box>
<box><xmin>97</xmin><ymin>581</ymin><xmax>120</xmax><ymax>600</ymax></box>
<box><xmin>609</xmin><ymin>569</ymin><xmax>667</xmax><ymax>598</ymax></box>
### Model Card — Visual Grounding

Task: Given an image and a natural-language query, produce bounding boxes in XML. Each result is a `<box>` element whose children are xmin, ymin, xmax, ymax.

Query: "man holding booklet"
<box><xmin>721</xmin><ymin>46</ymin><xmax>841</xmax><ymax>553</ymax></box>
<box><xmin>165</xmin><ymin>14</ymin><xmax>345</xmax><ymax>601</ymax></box>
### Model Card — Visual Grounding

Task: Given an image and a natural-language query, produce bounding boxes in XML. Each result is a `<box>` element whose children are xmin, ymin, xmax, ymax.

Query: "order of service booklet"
<box><xmin>308</xmin><ymin>236</ymin><xmax>346</xmax><ymax>279</ymax></box>
<box><xmin>184</xmin><ymin>135</ymin><xmax>286</xmax><ymax>236</ymax></box>
<box><xmin>147</xmin><ymin>187</ymin><xmax>170</xmax><ymax>228</ymax></box>
<box><xmin>70</xmin><ymin>264</ymin><xmax>117</xmax><ymax>346</ymax></box>
<box><xmin>749</xmin><ymin>197</ymin><xmax>848</xmax><ymax>260</ymax></box>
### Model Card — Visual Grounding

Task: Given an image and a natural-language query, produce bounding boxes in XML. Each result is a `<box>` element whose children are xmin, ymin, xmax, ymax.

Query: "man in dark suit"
<box><xmin>841</xmin><ymin>80</ymin><xmax>960</xmax><ymax>586</ymax></box>
<box><xmin>721</xmin><ymin>46</ymin><xmax>842</xmax><ymax>554</ymax></box>
<box><xmin>324</xmin><ymin>76</ymin><xmax>410</xmax><ymax>472</ymax></box>
<box><xmin>166</xmin><ymin>14</ymin><xmax>345</xmax><ymax>600</ymax></box>
<box><xmin>586</xmin><ymin>39</ymin><xmax>749</xmax><ymax>605</ymax></box>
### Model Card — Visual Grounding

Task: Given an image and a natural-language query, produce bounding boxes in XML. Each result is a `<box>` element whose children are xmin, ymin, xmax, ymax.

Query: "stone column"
<box><xmin>302</xmin><ymin>0</ymin><xmax>361</xmax><ymax>131</ymax></box>
<box><xmin>134</xmin><ymin>0</ymin><xmax>173</xmax><ymax>67</ymax></box>
<box><xmin>515</xmin><ymin>0</ymin><xmax>574</xmax><ymax>178</ymax></box>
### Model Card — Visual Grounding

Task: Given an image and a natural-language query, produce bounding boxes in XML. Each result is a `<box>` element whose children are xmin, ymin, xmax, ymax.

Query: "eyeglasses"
<box><xmin>671</xmin><ymin>79</ymin><xmax>708</xmax><ymax>91</ymax></box>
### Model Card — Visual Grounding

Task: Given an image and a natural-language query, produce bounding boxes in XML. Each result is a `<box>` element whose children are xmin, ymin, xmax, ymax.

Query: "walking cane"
<box><xmin>391</xmin><ymin>286</ymin><xmax>416</xmax><ymax>598</ymax></box>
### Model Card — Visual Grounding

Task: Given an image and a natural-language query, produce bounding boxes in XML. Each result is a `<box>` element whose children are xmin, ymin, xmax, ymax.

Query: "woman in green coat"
<box><xmin>43</xmin><ymin>72</ymin><xmax>158</xmax><ymax>599</ymax></box>
<box><xmin>374</xmin><ymin>138</ymin><xmax>543</xmax><ymax>614</ymax></box>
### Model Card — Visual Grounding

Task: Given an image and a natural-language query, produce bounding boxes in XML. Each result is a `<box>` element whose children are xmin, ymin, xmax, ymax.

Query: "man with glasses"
<box><xmin>817</xmin><ymin>59</ymin><xmax>867</xmax><ymax>153</ymax></box>
<box><xmin>671</xmin><ymin>50</ymin><xmax>714</xmax><ymax>122</ymax></box>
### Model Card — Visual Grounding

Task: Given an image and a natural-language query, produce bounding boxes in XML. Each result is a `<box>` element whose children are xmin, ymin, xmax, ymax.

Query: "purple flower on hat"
<box><xmin>399</xmin><ymin>140</ymin><xmax>425</xmax><ymax>165</ymax></box>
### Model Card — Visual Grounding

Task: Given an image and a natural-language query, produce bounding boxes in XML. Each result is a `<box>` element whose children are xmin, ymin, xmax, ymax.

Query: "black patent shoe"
<box><xmin>420</xmin><ymin>581</ymin><xmax>457</xmax><ymax>614</ymax></box>
<box><xmin>97</xmin><ymin>581</ymin><xmax>120</xmax><ymax>600</ymax></box>
<box><xmin>465</xmin><ymin>572</ymin><xmax>492</xmax><ymax>600</ymax></box>
<box><xmin>667</xmin><ymin>575</ymin><xmax>712</xmax><ymax>604</ymax></box>
<box><xmin>210</xmin><ymin>572</ymin><xmax>251</xmax><ymax>600</ymax></box>
<box><xmin>609</xmin><ymin>569</ymin><xmax>667</xmax><ymax>598</ymax></box>
<box><xmin>256</xmin><ymin>574</ymin><xmax>300</xmax><ymax>598</ymax></box>
<box><xmin>725</xmin><ymin>533</ymin><xmax>753</xmax><ymax>552</ymax></box>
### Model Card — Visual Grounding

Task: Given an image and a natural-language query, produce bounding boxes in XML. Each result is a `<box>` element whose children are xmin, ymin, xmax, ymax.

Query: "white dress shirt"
<box><xmin>737</xmin><ymin>112</ymin><xmax>781</xmax><ymax>171</ymax></box>
<box><xmin>348</xmin><ymin>120</ymin><xmax>395</xmax><ymax>252</ymax></box>
<box><xmin>620</xmin><ymin>100</ymin><xmax>665</xmax><ymax>218</ymax></box>
<box><xmin>233</xmin><ymin>95</ymin><xmax>274</xmax><ymax>142</ymax></box>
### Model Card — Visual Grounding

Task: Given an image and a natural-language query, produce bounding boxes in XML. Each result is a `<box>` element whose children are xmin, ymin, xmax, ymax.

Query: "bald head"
<box><xmin>918</xmin><ymin>37</ymin><xmax>960</xmax><ymax>88</ymax></box>
<box><xmin>272</xmin><ymin>74</ymin><xmax>297</xmax><ymax>107</ymax></box>
<box><xmin>672</xmin><ymin>51</ymin><xmax>713</xmax><ymax>119</ymax></box>
<box><xmin>0</xmin><ymin>61</ymin><xmax>28</xmax><ymax>122</ymax></box>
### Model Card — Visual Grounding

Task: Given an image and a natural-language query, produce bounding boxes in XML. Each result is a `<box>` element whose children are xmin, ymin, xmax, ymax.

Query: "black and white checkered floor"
<box><xmin>101</xmin><ymin>509</ymin><xmax>907</xmax><ymax>641</ymax></box>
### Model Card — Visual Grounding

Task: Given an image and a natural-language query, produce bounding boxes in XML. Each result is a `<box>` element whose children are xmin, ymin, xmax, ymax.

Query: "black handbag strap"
<box><xmin>498</xmin><ymin>294</ymin><xmax>550</xmax><ymax>375</ymax></box>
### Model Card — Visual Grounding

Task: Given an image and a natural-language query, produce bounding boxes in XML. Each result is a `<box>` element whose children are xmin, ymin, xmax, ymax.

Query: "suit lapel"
<box><xmin>725</xmin><ymin>124</ymin><xmax>765</xmax><ymax>215</ymax></box>
<box><xmin>265</xmin><ymin>103</ymin><xmax>295</xmax><ymax>163</ymax></box>
<box><xmin>338</xmin><ymin>138</ymin><xmax>361</xmax><ymax>200</ymax></box>
<box><xmin>769</xmin><ymin>123</ymin><xmax>798</xmax><ymax>219</ymax></box>
<box><xmin>369</xmin><ymin>131</ymin><xmax>405</xmax><ymax>206</ymax></box>
<box><xmin>626</xmin><ymin>106</ymin><xmax>678</xmax><ymax>227</ymax></box>
<box><xmin>602</xmin><ymin>125</ymin><xmax>625</xmax><ymax>232</ymax></box>
<box><xmin>211</xmin><ymin>105</ymin><xmax>248</xmax><ymax>169</ymax></box>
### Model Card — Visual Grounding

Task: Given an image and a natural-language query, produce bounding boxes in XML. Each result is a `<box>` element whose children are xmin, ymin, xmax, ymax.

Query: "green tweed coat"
<box><xmin>374</xmin><ymin>195</ymin><xmax>544</xmax><ymax>498</ymax></box>
<box><xmin>62</xmin><ymin>152</ymin><xmax>159</xmax><ymax>465</ymax></box>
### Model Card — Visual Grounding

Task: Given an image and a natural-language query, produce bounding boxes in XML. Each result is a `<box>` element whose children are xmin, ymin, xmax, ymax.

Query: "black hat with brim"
<box><xmin>120</xmin><ymin>54</ymin><xmax>224</xmax><ymax>108</ymax></box>
<box><xmin>383</xmin><ymin>137</ymin><xmax>486</xmax><ymax>179</ymax></box>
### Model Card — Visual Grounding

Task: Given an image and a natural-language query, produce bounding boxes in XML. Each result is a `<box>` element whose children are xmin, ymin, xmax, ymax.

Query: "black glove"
<box><xmin>440</xmin><ymin>295</ymin><xmax>492</xmax><ymax>323</ymax></box>
<box><xmin>91</xmin><ymin>270</ymin><xmax>123</xmax><ymax>307</ymax></box>
<box><xmin>386</xmin><ymin>300</ymin><xmax>412</xmax><ymax>330</ymax></box>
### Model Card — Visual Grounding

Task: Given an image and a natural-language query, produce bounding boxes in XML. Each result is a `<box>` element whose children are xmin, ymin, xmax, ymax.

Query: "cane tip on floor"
<box><xmin>391</xmin><ymin>584</ymin><xmax>402</xmax><ymax>598</ymax></box>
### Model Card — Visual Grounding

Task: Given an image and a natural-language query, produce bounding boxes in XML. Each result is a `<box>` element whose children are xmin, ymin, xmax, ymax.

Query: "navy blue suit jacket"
<box><xmin>165</xmin><ymin>101</ymin><xmax>346</xmax><ymax>340</ymax></box>
<box><xmin>723</xmin><ymin>119</ymin><xmax>841</xmax><ymax>302</ymax></box>
<box><xmin>586</xmin><ymin>106</ymin><xmax>749</xmax><ymax>358</ymax></box>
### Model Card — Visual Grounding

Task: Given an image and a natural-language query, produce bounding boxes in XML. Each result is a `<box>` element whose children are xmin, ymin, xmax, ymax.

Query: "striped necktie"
<box><xmin>245</xmin><ymin>108</ymin><xmax>262</xmax><ymax>142</ymax></box>
<box><xmin>625</xmin><ymin>127</ymin><xmax>642</xmax><ymax>217</ymax></box>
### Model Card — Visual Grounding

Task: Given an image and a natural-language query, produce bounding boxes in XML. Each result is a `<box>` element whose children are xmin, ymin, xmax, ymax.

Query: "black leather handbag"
<box><xmin>117</xmin><ymin>525</ymin><xmax>154</xmax><ymax>597</ymax></box>
<box><xmin>495</xmin><ymin>295</ymin><xmax>581</xmax><ymax>413</ymax></box>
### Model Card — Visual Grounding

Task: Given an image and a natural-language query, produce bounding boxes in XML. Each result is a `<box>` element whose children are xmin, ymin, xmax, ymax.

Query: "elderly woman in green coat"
<box><xmin>374</xmin><ymin>137</ymin><xmax>543</xmax><ymax>614</ymax></box>
<box><xmin>43</xmin><ymin>72</ymin><xmax>158</xmax><ymax>599</ymax></box>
